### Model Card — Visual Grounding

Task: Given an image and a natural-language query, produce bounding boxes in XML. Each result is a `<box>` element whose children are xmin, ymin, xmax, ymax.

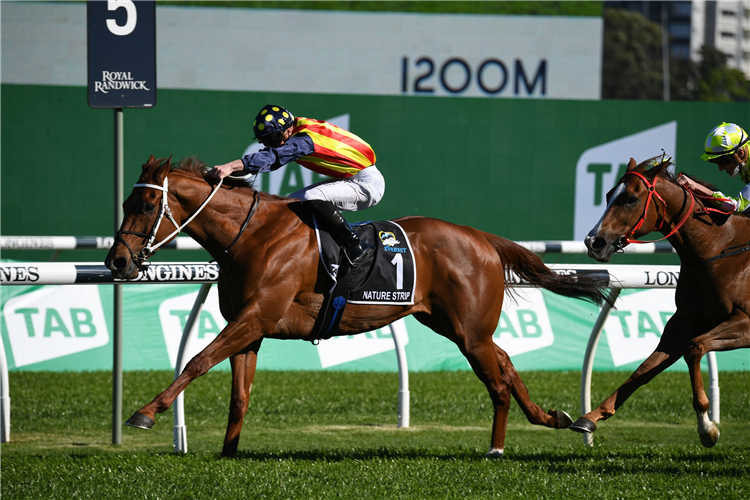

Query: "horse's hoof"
<box><xmin>125</xmin><ymin>411</ymin><xmax>155</xmax><ymax>430</ymax></box>
<box><xmin>569</xmin><ymin>417</ymin><xmax>597</xmax><ymax>434</ymax></box>
<box><xmin>485</xmin><ymin>448</ymin><xmax>504</xmax><ymax>459</ymax></box>
<box><xmin>698</xmin><ymin>422</ymin><xmax>720</xmax><ymax>448</ymax></box>
<box><xmin>549</xmin><ymin>409</ymin><xmax>573</xmax><ymax>429</ymax></box>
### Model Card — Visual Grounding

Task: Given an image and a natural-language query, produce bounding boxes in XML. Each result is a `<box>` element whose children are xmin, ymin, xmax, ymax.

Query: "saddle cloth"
<box><xmin>315</xmin><ymin>218</ymin><xmax>416</xmax><ymax>306</ymax></box>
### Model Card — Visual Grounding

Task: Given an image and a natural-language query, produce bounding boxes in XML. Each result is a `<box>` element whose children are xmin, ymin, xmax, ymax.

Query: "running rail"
<box><xmin>1</xmin><ymin>261</ymin><xmax>716</xmax><ymax>452</ymax></box>
<box><xmin>2</xmin><ymin>236</ymin><xmax>676</xmax><ymax>255</ymax></box>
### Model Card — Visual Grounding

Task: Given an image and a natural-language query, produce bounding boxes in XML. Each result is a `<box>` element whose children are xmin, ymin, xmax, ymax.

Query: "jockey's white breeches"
<box><xmin>289</xmin><ymin>165</ymin><xmax>385</xmax><ymax>212</ymax></box>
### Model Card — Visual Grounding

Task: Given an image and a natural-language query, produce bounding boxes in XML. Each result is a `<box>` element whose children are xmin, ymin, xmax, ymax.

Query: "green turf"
<box><xmin>3</xmin><ymin>370</ymin><xmax>750</xmax><ymax>499</ymax></box>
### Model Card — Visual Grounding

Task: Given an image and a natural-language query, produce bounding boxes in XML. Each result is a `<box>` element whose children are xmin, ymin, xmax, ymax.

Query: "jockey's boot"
<box><xmin>304</xmin><ymin>200</ymin><xmax>374</xmax><ymax>265</ymax></box>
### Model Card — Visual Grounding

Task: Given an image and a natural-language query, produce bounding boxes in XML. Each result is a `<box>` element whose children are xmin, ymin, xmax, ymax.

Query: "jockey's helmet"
<box><xmin>253</xmin><ymin>105</ymin><xmax>295</xmax><ymax>148</ymax></box>
<box><xmin>701</xmin><ymin>122</ymin><xmax>748</xmax><ymax>161</ymax></box>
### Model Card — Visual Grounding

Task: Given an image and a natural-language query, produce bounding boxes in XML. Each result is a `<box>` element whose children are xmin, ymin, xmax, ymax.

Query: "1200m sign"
<box><xmin>87</xmin><ymin>0</ymin><xmax>156</xmax><ymax>108</ymax></box>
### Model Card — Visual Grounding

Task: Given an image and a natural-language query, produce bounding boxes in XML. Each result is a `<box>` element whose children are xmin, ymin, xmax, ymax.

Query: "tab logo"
<box><xmin>573</xmin><ymin>122</ymin><xmax>677</xmax><ymax>240</ymax></box>
<box><xmin>2</xmin><ymin>286</ymin><xmax>109</xmax><ymax>367</ymax></box>
<box><xmin>493</xmin><ymin>289</ymin><xmax>554</xmax><ymax>355</ymax></box>
<box><xmin>158</xmin><ymin>288</ymin><xmax>227</xmax><ymax>369</ymax></box>
<box><xmin>604</xmin><ymin>289</ymin><xmax>675</xmax><ymax>366</ymax></box>
<box><xmin>315</xmin><ymin>319</ymin><xmax>409</xmax><ymax>369</ymax></box>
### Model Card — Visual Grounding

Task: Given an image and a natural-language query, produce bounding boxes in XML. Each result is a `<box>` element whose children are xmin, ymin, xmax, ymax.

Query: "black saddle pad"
<box><xmin>315</xmin><ymin>219</ymin><xmax>416</xmax><ymax>305</ymax></box>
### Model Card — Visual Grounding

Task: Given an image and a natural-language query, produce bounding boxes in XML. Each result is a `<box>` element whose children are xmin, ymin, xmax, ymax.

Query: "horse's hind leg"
<box><xmin>221</xmin><ymin>342</ymin><xmax>261</xmax><ymax>458</ymax></box>
<box><xmin>458</xmin><ymin>336</ymin><xmax>514</xmax><ymax>458</ymax></box>
<box><xmin>494</xmin><ymin>345</ymin><xmax>572</xmax><ymax>429</ymax></box>
<box><xmin>684</xmin><ymin>311</ymin><xmax>750</xmax><ymax>448</ymax></box>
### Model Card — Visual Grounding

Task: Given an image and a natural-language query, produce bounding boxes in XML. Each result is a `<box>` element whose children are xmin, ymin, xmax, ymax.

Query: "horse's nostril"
<box><xmin>113</xmin><ymin>257</ymin><xmax>128</xmax><ymax>271</ymax></box>
<box><xmin>592</xmin><ymin>238</ymin><xmax>607</xmax><ymax>251</ymax></box>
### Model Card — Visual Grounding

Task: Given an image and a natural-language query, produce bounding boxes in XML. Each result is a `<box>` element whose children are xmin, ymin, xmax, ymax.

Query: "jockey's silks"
<box><xmin>293</xmin><ymin>118</ymin><xmax>376</xmax><ymax>178</ymax></box>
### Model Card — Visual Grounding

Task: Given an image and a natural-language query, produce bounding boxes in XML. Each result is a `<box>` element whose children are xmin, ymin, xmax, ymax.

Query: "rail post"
<box><xmin>172</xmin><ymin>283</ymin><xmax>213</xmax><ymax>454</ymax></box>
<box><xmin>0</xmin><ymin>336</ymin><xmax>10</xmax><ymax>443</ymax></box>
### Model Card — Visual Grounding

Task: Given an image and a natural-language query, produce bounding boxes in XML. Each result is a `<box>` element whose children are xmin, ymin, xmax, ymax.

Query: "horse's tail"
<box><xmin>483</xmin><ymin>233</ymin><xmax>612</xmax><ymax>306</ymax></box>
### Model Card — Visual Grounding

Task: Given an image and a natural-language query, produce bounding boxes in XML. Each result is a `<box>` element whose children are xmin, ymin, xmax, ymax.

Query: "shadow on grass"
<box><xmin>224</xmin><ymin>444</ymin><xmax>750</xmax><ymax>477</ymax></box>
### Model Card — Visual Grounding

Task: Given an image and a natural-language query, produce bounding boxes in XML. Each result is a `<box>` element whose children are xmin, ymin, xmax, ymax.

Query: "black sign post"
<box><xmin>87</xmin><ymin>0</ymin><xmax>156</xmax><ymax>109</ymax></box>
<box><xmin>87</xmin><ymin>0</ymin><xmax>156</xmax><ymax>446</ymax></box>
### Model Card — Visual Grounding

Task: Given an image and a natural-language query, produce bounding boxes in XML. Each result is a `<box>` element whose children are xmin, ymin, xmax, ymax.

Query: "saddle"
<box><xmin>308</xmin><ymin>219</ymin><xmax>415</xmax><ymax>342</ymax></box>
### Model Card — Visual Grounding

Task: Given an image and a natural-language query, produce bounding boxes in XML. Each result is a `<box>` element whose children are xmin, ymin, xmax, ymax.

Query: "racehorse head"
<box><xmin>585</xmin><ymin>156</ymin><xmax>675</xmax><ymax>262</ymax></box>
<box><xmin>105</xmin><ymin>155</ymin><xmax>210</xmax><ymax>280</ymax></box>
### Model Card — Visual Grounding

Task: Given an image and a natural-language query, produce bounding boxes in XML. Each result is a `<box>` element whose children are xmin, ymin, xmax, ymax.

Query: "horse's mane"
<box><xmin>150</xmin><ymin>155</ymin><xmax>265</xmax><ymax>193</ymax></box>
<box><xmin>169</xmin><ymin>156</ymin><xmax>210</xmax><ymax>179</ymax></box>
<box><xmin>637</xmin><ymin>156</ymin><xmax>718</xmax><ymax>191</ymax></box>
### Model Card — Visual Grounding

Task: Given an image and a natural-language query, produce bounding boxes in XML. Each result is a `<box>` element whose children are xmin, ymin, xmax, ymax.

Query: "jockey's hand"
<box><xmin>208</xmin><ymin>160</ymin><xmax>244</xmax><ymax>181</ymax></box>
<box><xmin>677</xmin><ymin>175</ymin><xmax>713</xmax><ymax>197</ymax></box>
<box><xmin>676</xmin><ymin>175</ymin><xmax>694</xmax><ymax>189</ymax></box>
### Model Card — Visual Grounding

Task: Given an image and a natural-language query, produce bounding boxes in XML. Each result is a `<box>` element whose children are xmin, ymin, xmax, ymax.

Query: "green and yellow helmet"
<box><xmin>700</xmin><ymin>122</ymin><xmax>749</xmax><ymax>161</ymax></box>
<box><xmin>252</xmin><ymin>105</ymin><xmax>294</xmax><ymax>140</ymax></box>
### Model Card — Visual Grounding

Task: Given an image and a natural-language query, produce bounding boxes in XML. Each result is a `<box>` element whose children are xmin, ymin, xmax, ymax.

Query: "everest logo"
<box><xmin>573</xmin><ymin>122</ymin><xmax>677</xmax><ymax>241</ymax></box>
<box><xmin>493</xmin><ymin>289</ymin><xmax>554</xmax><ymax>356</ymax></box>
<box><xmin>1</xmin><ymin>286</ymin><xmax>109</xmax><ymax>367</ymax></box>
<box><xmin>604</xmin><ymin>289</ymin><xmax>675</xmax><ymax>367</ymax></box>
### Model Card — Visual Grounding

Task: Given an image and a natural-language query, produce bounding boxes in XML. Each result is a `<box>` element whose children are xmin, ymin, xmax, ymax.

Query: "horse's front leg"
<box><xmin>221</xmin><ymin>344</ymin><xmax>261</xmax><ymax>458</ymax></box>
<box><xmin>685</xmin><ymin>310</ymin><xmax>750</xmax><ymax>448</ymax></box>
<box><xmin>570</xmin><ymin>312</ymin><xmax>690</xmax><ymax>434</ymax></box>
<box><xmin>125</xmin><ymin>310</ymin><xmax>268</xmax><ymax>430</ymax></box>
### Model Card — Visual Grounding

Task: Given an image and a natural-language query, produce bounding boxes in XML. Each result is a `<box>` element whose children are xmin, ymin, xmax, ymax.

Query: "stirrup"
<box><xmin>344</xmin><ymin>242</ymin><xmax>374</xmax><ymax>266</ymax></box>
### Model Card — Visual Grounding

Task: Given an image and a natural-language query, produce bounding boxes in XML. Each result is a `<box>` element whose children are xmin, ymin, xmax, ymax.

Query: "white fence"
<box><xmin>1</xmin><ymin>238</ymin><xmax>710</xmax><ymax>451</ymax></box>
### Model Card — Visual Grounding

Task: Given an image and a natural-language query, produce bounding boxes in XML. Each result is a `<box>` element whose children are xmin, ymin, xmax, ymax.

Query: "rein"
<box><xmin>616</xmin><ymin>171</ymin><xmax>695</xmax><ymax>250</ymax></box>
<box><xmin>702</xmin><ymin>239</ymin><xmax>750</xmax><ymax>264</ymax></box>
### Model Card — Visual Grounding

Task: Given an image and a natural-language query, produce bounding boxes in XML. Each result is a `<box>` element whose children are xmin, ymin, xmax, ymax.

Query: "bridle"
<box><xmin>116</xmin><ymin>176</ymin><xmax>224</xmax><ymax>270</ymax></box>
<box><xmin>613</xmin><ymin>171</ymin><xmax>695</xmax><ymax>252</ymax></box>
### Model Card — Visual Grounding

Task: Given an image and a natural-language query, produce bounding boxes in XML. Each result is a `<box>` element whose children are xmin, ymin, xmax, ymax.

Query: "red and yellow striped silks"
<box><xmin>293</xmin><ymin>117</ymin><xmax>376</xmax><ymax>178</ymax></box>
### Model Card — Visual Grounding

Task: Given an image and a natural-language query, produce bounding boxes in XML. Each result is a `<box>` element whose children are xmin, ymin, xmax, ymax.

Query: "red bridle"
<box><xmin>619</xmin><ymin>171</ymin><xmax>695</xmax><ymax>247</ymax></box>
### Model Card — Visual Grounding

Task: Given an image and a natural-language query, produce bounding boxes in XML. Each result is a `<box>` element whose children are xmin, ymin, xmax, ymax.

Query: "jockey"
<box><xmin>208</xmin><ymin>105</ymin><xmax>385</xmax><ymax>265</ymax></box>
<box><xmin>677</xmin><ymin>122</ymin><xmax>750</xmax><ymax>213</ymax></box>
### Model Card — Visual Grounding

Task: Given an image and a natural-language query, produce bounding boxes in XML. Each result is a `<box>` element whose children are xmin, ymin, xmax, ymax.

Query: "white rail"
<box><xmin>2</xmin><ymin>236</ymin><xmax>676</xmax><ymax>255</ymax></box>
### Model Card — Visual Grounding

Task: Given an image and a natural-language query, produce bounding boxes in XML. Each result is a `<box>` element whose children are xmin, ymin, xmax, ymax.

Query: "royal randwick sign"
<box><xmin>87</xmin><ymin>0</ymin><xmax>156</xmax><ymax>108</ymax></box>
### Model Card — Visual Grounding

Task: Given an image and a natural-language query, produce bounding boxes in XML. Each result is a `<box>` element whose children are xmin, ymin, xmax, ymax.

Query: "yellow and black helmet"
<box><xmin>252</xmin><ymin>104</ymin><xmax>295</xmax><ymax>143</ymax></box>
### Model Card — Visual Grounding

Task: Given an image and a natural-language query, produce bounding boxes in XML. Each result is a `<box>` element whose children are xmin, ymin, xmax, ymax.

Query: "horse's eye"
<box><xmin>627</xmin><ymin>196</ymin><xmax>639</xmax><ymax>205</ymax></box>
<box><xmin>144</xmin><ymin>203</ymin><xmax>156</xmax><ymax>214</ymax></box>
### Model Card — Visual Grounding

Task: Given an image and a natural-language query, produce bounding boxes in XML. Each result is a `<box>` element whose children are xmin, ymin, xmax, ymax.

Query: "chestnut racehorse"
<box><xmin>106</xmin><ymin>156</ymin><xmax>609</xmax><ymax>458</ymax></box>
<box><xmin>572</xmin><ymin>156</ymin><xmax>750</xmax><ymax>447</ymax></box>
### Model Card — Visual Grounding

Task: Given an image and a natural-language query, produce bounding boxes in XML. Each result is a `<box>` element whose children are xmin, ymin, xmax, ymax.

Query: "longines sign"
<box><xmin>87</xmin><ymin>0</ymin><xmax>156</xmax><ymax>108</ymax></box>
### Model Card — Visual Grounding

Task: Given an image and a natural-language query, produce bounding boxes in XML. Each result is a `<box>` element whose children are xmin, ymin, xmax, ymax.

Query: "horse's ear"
<box><xmin>626</xmin><ymin>158</ymin><xmax>638</xmax><ymax>172</ymax></box>
<box><xmin>142</xmin><ymin>155</ymin><xmax>157</xmax><ymax>171</ymax></box>
<box><xmin>153</xmin><ymin>157</ymin><xmax>171</xmax><ymax>184</ymax></box>
<box><xmin>645</xmin><ymin>159</ymin><xmax>671</xmax><ymax>180</ymax></box>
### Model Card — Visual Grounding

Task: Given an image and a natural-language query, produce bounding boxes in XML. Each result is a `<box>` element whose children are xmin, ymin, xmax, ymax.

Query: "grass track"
<box><xmin>3</xmin><ymin>370</ymin><xmax>750</xmax><ymax>499</ymax></box>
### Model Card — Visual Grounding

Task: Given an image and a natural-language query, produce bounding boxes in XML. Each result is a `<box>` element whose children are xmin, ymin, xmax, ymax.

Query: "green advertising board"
<box><xmin>2</xmin><ymin>84</ymin><xmax>747</xmax><ymax>268</ymax></box>
<box><xmin>2</xmin><ymin>84</ymin><xmax>749</xmax><ymax>372</ymax></box>
<box><xmin>2</xmin><ymin>277</ymin><xmax>748</xmax><ymax>373</ymax></box>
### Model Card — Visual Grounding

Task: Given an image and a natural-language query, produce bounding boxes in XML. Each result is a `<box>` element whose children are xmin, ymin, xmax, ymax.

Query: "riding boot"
<box><xmin>304</xmin><ymin>200</ymin><xmax>374</xmax><ymax>265</ymax></box>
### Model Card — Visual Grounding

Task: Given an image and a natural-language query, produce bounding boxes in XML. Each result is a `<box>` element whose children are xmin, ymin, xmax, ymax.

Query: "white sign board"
<box><xmin>4</xmin><ymin>3</ymin><xmax>602</xmax><ymax>99</ymax></box>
